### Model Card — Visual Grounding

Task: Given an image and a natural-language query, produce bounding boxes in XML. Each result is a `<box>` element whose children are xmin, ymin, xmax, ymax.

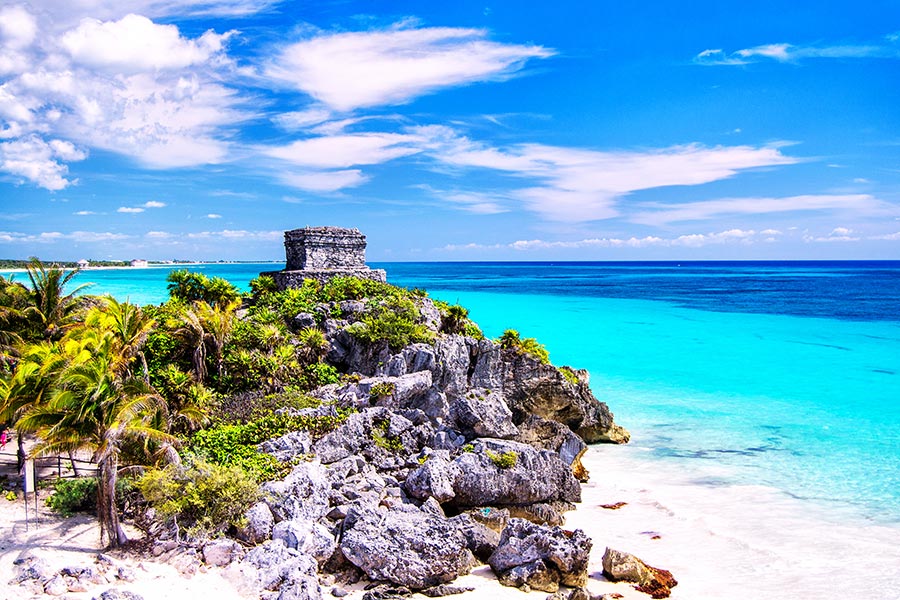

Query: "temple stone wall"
<box><xmin>263</xmin><ymin>226</ymin><xmax>386</xmax><ymax>289</ymax></box>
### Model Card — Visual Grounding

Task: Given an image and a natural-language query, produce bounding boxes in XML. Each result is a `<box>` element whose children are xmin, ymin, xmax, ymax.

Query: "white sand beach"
<box><xmin>4</xmin><ymin>444</ymin><xmax>900</xmax><ymax>600</ymax></box>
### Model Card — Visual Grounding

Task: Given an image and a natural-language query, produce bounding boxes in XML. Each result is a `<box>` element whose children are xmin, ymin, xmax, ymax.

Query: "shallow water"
<box><xmin>4</xmin><ymin>261</ymin><xmax>899</xmax><ymax>526</ymax></box>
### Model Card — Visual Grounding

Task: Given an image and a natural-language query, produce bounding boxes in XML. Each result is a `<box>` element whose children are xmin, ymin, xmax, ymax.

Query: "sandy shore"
<box><xmin>4</xmin><ymin>444</ymin><xmax>900</xmax><ymax>600</ymax></box>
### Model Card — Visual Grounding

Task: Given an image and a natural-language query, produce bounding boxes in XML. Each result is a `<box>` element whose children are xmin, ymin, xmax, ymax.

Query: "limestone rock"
<box><xmin>259</xmin><ymin>430</ymin><xmax>313</xmax><ymax>462</ymax></box>
<box><xmin>93</xmin><ymin>591</ymin><xmax>145</xmax><ymax>600</ymax></box>
<box><xmin>601</xmin><ymin>548</ymin><xmax>677</xmax><ymax>599</ymax></box>
<box><xmin>339</xmin><ymin>504</ymin><xmax>473</xmax><ymax>589</ymax></box>
<box><xmin>489</xmin><ymin>518</ymin><xmax>592</xmax><ymax>592</ymax></box>
<box><xmin>262</xmin><ymin>461</ymin><xmax>331</xmax><ymax>522</ymax></box>
<box><xmin>404</xmin><ymin>454</ymin><xmax>460</xmax><ymax>503</ymax></box>
<box><xmin>449</xmin><ymin>388</ymin><xmax>518</xmax><ymax>439</ymax></box>
<box><xmin>237</xmin><ymin>501</ymin><xmax>275</xmax><ymax>545</ymax></box>
<box><xmin>43</xmin><ymin>574</ymin><xmax>68</xmax><ymax>596</ymax></box>
<box><xmin>242</xmin><ymin>539</ymin><xmax>320</xmax><ymax>595</ymax></box>
<box><xmin>203</xmin><ymin>538</ymin><xmax>242</xmax><ymax>567</ymax></box>
<box><xmin>448</xmin><ymin>512</ymin><xmax>501</xmax><ymax>561</ymax></box>
<box><xmin>448</xmin><ymin>439</ymin><xmax>581</xmax><ymax>508</ymax></box>
<box><xmin>272</xmin><ymin>519</ymin><xmax>337</xmax><ymax>565</ymax></box>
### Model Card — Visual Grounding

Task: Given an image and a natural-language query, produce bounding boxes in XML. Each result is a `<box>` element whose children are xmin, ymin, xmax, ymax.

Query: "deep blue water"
<box><xmin>4</xmin><ymin>261</ymin><xmax>899</xmax><ymax>524</ymax></box>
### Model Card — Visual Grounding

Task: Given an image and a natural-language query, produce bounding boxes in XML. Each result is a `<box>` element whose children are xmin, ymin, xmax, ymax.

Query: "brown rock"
<box><xmin>601</xmin><ymin>548</ymin><xmax>677</xmax><ymax>599</ymax></box>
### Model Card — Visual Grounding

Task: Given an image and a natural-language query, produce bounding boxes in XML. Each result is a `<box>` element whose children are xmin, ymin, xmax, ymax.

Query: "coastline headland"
<box><xmin>4</xmin><ymin>227</ymin><xmax>664</xmax><ymax>600</ymax></box>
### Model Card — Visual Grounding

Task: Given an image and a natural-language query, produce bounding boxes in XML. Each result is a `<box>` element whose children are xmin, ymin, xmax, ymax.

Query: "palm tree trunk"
<box><xmin>97</xmin><ymin>454</ymin><xmax>127</xmax><ymax>548</ymax></box>
<box><xmin>68</xmin><ymin>450</ymin><xmax>80</xmax><ymax>477</ymax></box>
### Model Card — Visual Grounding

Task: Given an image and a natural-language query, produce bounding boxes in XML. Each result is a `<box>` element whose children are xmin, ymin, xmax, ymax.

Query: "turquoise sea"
<box><xmin>4</xmin><ymin>261</ymin><xmax>900</xmax><ymax>527</ymax></box>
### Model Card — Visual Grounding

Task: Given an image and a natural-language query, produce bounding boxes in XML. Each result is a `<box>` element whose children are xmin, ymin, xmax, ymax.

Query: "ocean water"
<box><xmin>4</xmin><ymin>261</ymin><xmax>899</xmax><ymax>527</ymax></box>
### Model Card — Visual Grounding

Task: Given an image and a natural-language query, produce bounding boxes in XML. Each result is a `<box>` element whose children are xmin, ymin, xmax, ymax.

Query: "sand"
<box><xmin>5</xmin><ymin>442</ymin><xmax>899</xmax><ymax>600</ymax></box>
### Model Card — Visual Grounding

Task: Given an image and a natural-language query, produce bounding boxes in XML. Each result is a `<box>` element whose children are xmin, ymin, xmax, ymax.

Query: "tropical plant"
<box><xmin>17</xmin><ymin>325</ymin><xmax>174</xmax><ymax>548</ymax></box>
<box><xmin>497</xmin><ymin>329</ymin><xmax>550</xmax><ymax>364</ymax></box>
<box><xmin>166</xmin><ymin>270</ymin><xmax>240</xmax><ymax>307</ymax></box>
<box><xmin>24</xmin><ymin>258</ymin><xmax>88</xmax><ymax>341</ymax></box>
<box><xmin>295</xmin><ymin>327</ymin><xmax>329</xmax><ymax>364</ymax></box>
<box><xmin>440</xmin><ymin>304</ymin><xmax>470</xmax><ymax>335</ymax></box>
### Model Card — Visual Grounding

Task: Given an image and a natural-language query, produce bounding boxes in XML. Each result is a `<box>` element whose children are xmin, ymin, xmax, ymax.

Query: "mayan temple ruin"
<box><xmin>262</xmin><ymin>226</ymin><xmax>387</xmax><ymax>289</ymax></box>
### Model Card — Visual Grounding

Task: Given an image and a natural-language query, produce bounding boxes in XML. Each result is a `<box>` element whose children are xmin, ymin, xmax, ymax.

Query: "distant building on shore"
<box><xmin>76</xmin><ymin>259</ymin><xmax>90</xmax><ymax>269</ymax></box>
<box><xmin>130</xmin><ymin>259</ymin><xmax>149</xmax><ymax>268</ymax></box>
<box><xmin>262</xmin><ymin>226</ymin><xmax>386</xmax><ymax>289</ymax></box>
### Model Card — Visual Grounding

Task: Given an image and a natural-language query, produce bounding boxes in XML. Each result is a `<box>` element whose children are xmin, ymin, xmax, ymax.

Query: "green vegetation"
<box><xmin>348</xmin><ymin>295</ymin><xmax>434</xmax><ymax>351</ymax></box>
<box><xmin>166</xmin><ymin>269</ymin><xmax>240</xmax><ymax>307</ymax></box>
<box><xmin>371</xmin><ymin>419</ymin><xmax>404</xmax><ymax>452</ymax></box>
<box><xmin>369</xmin><ymin>381</ymin><xmax>395</xmax><ymax>399</ymax></box>
<box><xmin>486</xmin><ymin>449</ymin><xmax>519</xmax><ymax>469</ymax></box>
<box><xmin>498</xmin><ymin>329</ymin><xmax>550</xmax><ymax>364</ymax></box>
<box><xmin>462</xmin><ymin>443</ymin><xmax>475</xmax><ymax>453</ymax></box>
<box><xmin>46</xmin><ymin>477</ymin><xmax>135</xmax><ymax>517</ymax></box>
<box><xmin>560</xmin><ymin>366</ymin><xmax>580</xmax><ymax>386</ymax></box>
<box><xmin>136</xmin><ymin>457</ymin><xmax>260</xmax><ymax>538</ymax></box>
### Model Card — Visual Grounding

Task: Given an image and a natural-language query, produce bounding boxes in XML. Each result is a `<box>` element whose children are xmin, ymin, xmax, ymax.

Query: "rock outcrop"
<box><xmin>488</xmin><ymin>519</ymin><xmax>592</xmax><ymax>592</ymax></box>
<box><xmin>601</xmin><ymin>548</ymin><xmax>678</xmax><ymax>599</ymax></box>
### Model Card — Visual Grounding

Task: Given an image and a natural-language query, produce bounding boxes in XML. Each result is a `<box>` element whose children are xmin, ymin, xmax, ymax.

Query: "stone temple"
<box><xmin>262</xmin><ymin>226</ymin><xmax>387</xmax><ymax>289</ymax></box>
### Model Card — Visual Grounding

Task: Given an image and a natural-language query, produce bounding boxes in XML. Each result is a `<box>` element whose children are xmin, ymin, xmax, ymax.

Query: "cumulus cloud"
<box><xmin>266</xmin><ymin>25</ymin><xmax>553</xmax><ymax>111</ymax></box>
<box><xmin>117</xmin><ymin>207</ymin><xmax>144</xmax><ymax>213</ymax></box>
<box><xmin>143</xmin><ymin>200</ymin><xmax>166</xmax><ymax>208</ymax></box>
<box><xmin>0</xmin><ymin>7</ymin><xmax>247</xmax><ymax>186</ymax></box>
<box><xmin>61</xmin><ymin>15</ymin><xmax>234</xmax><ymax>73</ymax></box>
<box><xmin>0</xmin><ymin>134</ymin><xmax>86</xmax><ymax>190</ymax></box>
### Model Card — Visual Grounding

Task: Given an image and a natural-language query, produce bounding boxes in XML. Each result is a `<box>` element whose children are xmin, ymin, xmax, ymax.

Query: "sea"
<box><xmin>5</xmin><ymin>260</ymin><xmax>900</xmax><ymax>595</ymax></box>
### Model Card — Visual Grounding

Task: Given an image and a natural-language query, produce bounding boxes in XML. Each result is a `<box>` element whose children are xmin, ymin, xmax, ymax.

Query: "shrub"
<box><xmin>369</xmin><ymin>381</ymin><xmax>395</xmax><ymax>399</ymax></box>
<box><xmin>249</xmin><ymin>275</ymin><xmax>278</xmax><ymax>296</ymax></box>
<box><xmin>46</xmin><ymin>477</ymin><xmax>136</xmax><ymax>517</ymax></box>
<box><xmin>372</xmin><ymin>419</ymin><xmax>404</xmax><ymax>453</ymax></box>
<box><xmin>560</xmin><ymin>366</ymin><xmax>580</xmax><ymax>386</ymax></box>
<box><xmin>136</xmin><ymin>457</ymin><xmax>260</xmax><ymax>539</ymax></box>
<box><xmin>497</xmin><ymin>329</ymin><xmax>550</xmax><ymax>364</ymax></box>
<box><xmin>46</xmin><ymin>477</ymin><xmax>97</xmax><ymax>515</ymax></box>
<box><xmin>349</xmin><ymin>296</ymin><xmax>434</xmax><ymax>351</ymax></box>
<box><xmin>486</xmin><ymin>450</ymin><xmax>518</xmax><ymax>469</ymax></box>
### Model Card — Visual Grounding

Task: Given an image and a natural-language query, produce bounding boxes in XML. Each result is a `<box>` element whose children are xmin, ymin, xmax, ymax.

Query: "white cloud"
<box><xmin>61</xmin><ymin>15</ymin><xmax>234</xmax><ymax>73</ymax></box>
<box><xmin>280</xmin><ymin>169</ymin><xmax>368</xmax><ymax>192</ymax></box>
<box><xmin>869</xmin><ymin>231</ymin><xmax>900</xmax><ymax>240</ymax></box>
<box><xmin>143</xmin><ymin>200</ymin><xmax>166</xmax><ymax>208</ymax></box>
<box><xmin>29</xmin><ymin>0</ymin><xmax>280</xmax><ymax>24</ymax></box>
<box><xmin>695</xmin><ymin>38</ymin><xmax>898</xmax><ymax>65</ymax></box>
<box><xmin>117</xmin><ymin>206</ymin><xmax>144</xmax><ymax>213</ymax></box>
<box><xmin>265</xmin><ymin>133</ymin><xmax>421</xmax><ymax>168</ymax></box>
<box><xmin>146</xmin><ymin>230</ymin><xmax>171</xmax><ymax>238</ymax></box>
<box><xmin>74</xmin><ymin>210</ymin><xmax>96</xmax><ymax>215</ymax></box>
<box><xmin>0</xmin><ymin>134</ymin><xmax>86</xmax><ymax>190</ymax></box>
<box><xmin>419</xmin><ymin>128</ymin><xmax>798</xmax><ymax>222</ymax></box>
<box><xmin>186</xmin><ymin>229</ymin><xmax>281</xmax><ymax>240</ymax></box>
<box><xmin>207</xmin><ymin>213</ymin><xmax>222</xmax><ymax>218</ymax></box>
<box><xmin>0</xmin><ymin>6</ymin><xmax>38</xmax><ymax>50</ymax></box>
<box><xmin>443</xmin><ymin>228</ymin><xmax>780</xmax><ymax>251</ymax></box>
<box><xmin>272</xmin><ymin>108</ymin><xmax>333</xmax><ymax>130</ymax></box>
<box><xmin>266</xmin><ymin>25</ymin><xmax>553</xmax><ymax>111</ymax></box>
<box><xmin>0</xmin><ymin>229</ymin><xmax>129</xmax><ymax>243</ymax></box>
<box><xmin>630</xmin><ymin>194</ymin><xmax>886</xmax><ymax>226</ymax></box>
<box><xmin>0</xmin><ymin>10</ymin><xmax>248</xmax><ymax>185</ymax></box>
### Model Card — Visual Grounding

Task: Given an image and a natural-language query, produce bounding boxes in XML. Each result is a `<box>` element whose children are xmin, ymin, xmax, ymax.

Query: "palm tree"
<box><xmin>441</xmin><ymin>304</ymin><xmax>469</xmax><ymax>335</ymax></box>
<box><xmin>170</xmin><ymin>303</ymin><xmax>207</xmax><ymax>383</ymax></box>
<box><xmin>18</xmin><ymin>330</ymin><xmax>173</xmax><ymax>547</ymax></box>
<box><xmin>195</xmin><ymin>299</ymin><xmax>239</xmax><ymax>380</ymax></box>
<box><xmin>24</xmin><ymin>258</ymin><xmax>88</xmax><ymax>341</ymax></box>
<box><xmin>0</xmin><ymin>275</ymin><xmax>28</xmax><ymax>368</ymax></box>
<box><xmin>86</xmin><ymin>297</ymin><xmax>155</xmax><ymax>382</ymax></box>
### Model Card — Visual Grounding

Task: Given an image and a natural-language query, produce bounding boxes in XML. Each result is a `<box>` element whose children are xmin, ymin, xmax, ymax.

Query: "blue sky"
<box><xmin>1</xmin><ymin>0</ymin><xmax>899</xmax><ymax>261</ymax></box>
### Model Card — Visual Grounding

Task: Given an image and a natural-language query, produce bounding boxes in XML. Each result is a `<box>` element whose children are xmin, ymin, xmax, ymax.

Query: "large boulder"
<box><xmin>488</xmin><ymin>519</ymin><xmax>592</xmax><ymax>592</ymax></box>
<box><xmin>468</xmin><ymin>340</ymin><xmax>629</xmax><ymax>445</ymax></box>
<box><xmin>236</xmin><ymin>502</ymin><xmax>274</xmax><ymax>545</ymax></box>
<box><xmin>449</xmin><ymin>388</ymin><xmax>518</xmax><ymax>440</ymax></box>
<box><xmin>601</xmin><ymin>548</ymin><xmax>677</xmax><ymax>599</ymax></box>
<box><xmin>239</xmin><ymin>540</ymin><xmax>322</xmax><ymax>600</ymax></box>
<box><xmin>448</xmin><ymin>440</ymin><xmax>581</xmax><ymax>508</ymax></box>
<box><xmin>262</xmin><ymin>461</ymin><xmax>331</xmax><ymax>522</ymax></box>
<box><xmin>339</xmin><ymin>504</ymin><xmax>473</xmax><ymax>589</ymax></box>
<box><xmin>404</xmin><ymin>454</ymin><xmax>460</xmax><ymax>503</ymax></box>
<box><xmin>272</xmin><ymin>519</ymin><xmax>337</xmax><ymax>566</ymax></box>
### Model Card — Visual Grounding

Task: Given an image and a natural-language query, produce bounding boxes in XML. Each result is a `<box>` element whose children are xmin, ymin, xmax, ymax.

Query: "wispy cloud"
<box><xmin>630</xmin><ymin>194</ymin><xmax>890</xmax><ymax>226</ymax></box>
<box><xmin>207</xmin><ymin>213</ymin><xmax>222</xmax><ymax>219</ymax></box>
<box><xmin>117</xmin><ymin>200</ymin><xmax>167</xmax><ymax>214</ymax></box>
<box><xmin>186</xmin><ymin>229</ymin><xmax>281</xmax><ymax>240</ymax></box>
<box><xmin>265</xmin><ymin>24</ymin><xmax>553</xmax><ymax>111</ymax></box>
<box><xmin>0</xmin><ymin>230</ymin><xmax>130</xmax><ymax>243</ymax></box>
<box><xmin>264</xmin><ymin>133</ymin><xmax>421</xmax><ymax>168</ymax></box>
<box><xmin>695</xmin><ymin>35</ymin><xmax>899</xmax><ymax>65</ymax></box>
<box><xmin>443</xmin><ymin>228</ymin><xmax>784</xmax><ymax>251</ymax></box>
<box><xmin>417</xmin><ymin>126</ymin><xmax>799</xmax><ymax>222</ymax></box>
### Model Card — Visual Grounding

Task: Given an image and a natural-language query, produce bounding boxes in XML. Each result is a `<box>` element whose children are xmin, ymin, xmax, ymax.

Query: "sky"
<box><xmin>1</xmin><ymin>0</ymin><xmax>899</xmax><ymax>261</ymax></box>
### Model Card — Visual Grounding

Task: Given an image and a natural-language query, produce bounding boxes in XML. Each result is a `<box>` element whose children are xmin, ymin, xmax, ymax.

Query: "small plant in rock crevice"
<box><xmin>486</xmin><ymin>449</ymin><xmax>518</xmax><ymax>469</ymax></box>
